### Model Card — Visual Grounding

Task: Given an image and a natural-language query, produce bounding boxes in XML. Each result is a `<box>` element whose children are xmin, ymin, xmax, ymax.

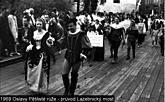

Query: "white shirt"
<box><xmin>137</xmin><ymin>22</ymin><xmax>146</xmax><ymax>34</ymax></box>
<box><xmin>8</xmin><ymin>14</ymin><xmax>18</xmax><ymax>41</ymax></box>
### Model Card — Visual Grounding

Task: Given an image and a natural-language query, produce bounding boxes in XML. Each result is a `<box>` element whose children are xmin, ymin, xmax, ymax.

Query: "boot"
<box><xmin>133</xmin><ymin>53</ymin><xmax>135</xmax><ymax>59</ymax></box>
<box><xmin>127</xmin><ymin>47</ymin><xmax>130</xmax><ymax>60</ymax></box>
<box><xmin>69</xmin><ymin>72</ymin><xmax>78</xmax><ymax>96</ymax></box>
<box><xmin>62</xmin><ymin>74</ymin><xmax>70</xmax><ymax>95</ymax></box>
<box><xmin>109</xmin><ymin>54</ymin><xmax>113</xmax><ymax>58</ymax></box>
<box><xmin>126</xmin><ymin>56</ymin><xmax>130</xmax><ymax>60</ymax></box>
<box><xmin>132</xmin><ymin>47</ymin><xmax>135</xmax><ymax>59</ymax></box>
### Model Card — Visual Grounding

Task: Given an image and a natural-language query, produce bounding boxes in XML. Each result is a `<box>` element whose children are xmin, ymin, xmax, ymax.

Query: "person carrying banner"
<box><xmin>93</xmin><ymin>19</ymin><xmax>104</xmax><ymax>61</ymax></box>
<box><xmin>109</xmin><ymin>17</ymin><xmax>125</xmax><ymax>64</ymax></box>
<box><xmin>105</xmin><ymin>24</ymin><xmax>114</xmax><ymax>58</ymax></box>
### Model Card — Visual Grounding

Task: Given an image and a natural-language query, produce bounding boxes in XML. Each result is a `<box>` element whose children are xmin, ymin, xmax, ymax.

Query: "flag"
<box><xmin>136</xmin><ymin>0</ymin><xmax>141</xmax><ymax>11</ymax></box>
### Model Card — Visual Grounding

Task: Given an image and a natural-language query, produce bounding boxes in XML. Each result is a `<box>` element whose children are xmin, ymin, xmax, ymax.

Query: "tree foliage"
<box><xmin>0</xmin><ymin>0</ymin><xmax>72</xmax><ymax>16</ymax></box>
<box><xmin>0</xmin><ymin>0</ymin><xmax>72</xmax><ymax>27</ymax></box>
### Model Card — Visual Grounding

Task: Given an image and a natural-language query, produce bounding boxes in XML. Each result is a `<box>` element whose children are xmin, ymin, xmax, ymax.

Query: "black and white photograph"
<box><xmin>0</xmin><ymin>0</ymin><xmax>164</xmax><ymax>102</ymax></box>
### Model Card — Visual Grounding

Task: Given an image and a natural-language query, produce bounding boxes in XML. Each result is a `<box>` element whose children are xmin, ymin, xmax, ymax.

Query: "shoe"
<box><xmin>109</xmin><ymin>55</ymin><xmax>113</xmax><ymax>58</ymax></box>
<box><xmin>69</xmin><ymin>73</ymin><xmax>78</xmax><ymax>96</ymax></box>
<box><xmin>0</xmin><ymin>57</ymin><xmax>3</xmax><ymax>60</ymax></box>
<box><xmin>161</xmin><ymin>53</ymin><xmax>164</xmax><ymax>56</ymax></box>
<box><xmin>4</xmin><ymin>49</ymin><xmax>9</xmax><ymax>57</ymax></box>
<box><xmin>126</xmin><ymin>57</ymin><xmax>130</xmax><ymax>60</ymax></box>
<box><xmin>89</xmin><ymin>64</ymin><xmax>93</xmax><ymax>67</ymax></box>
<box><xmin>62</xmin><ymin>74</ymin><xmax>70</xmax><ymax>95</ymax></box>
<box><xmin>111</xmin><ymin>59</ymin><xmax>117</xmax><ymax>64</ymax></box>
<box><xmin>16</xmin><ymin>52</ymin><xmax>21</xmax><ymax>55</ymax></box>
<box><xmin>9</xmin><ymin>53</ymin><xmax>14</xmax><ymax>57</ymax></box>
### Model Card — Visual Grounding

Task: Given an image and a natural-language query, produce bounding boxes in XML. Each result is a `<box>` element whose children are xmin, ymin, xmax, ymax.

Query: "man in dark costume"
<box><xmin>61</xmin><ymin>18</ymin><xmax>87</xmax><ymax>96</ymax></box>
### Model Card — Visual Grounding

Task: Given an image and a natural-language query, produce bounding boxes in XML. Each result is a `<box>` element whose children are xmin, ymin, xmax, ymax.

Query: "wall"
<box><xmin>99</xmin><ymin>0</ymin><xmax>137</xmax><ymax>13</ymax></box>
<box><xmin>105</xmin><ymin>0</ymin><xmax>136</xmax><ymax>5</ymax></box>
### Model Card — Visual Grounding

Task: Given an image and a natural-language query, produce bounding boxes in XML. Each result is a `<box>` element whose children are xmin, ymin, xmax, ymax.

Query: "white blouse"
<box><xmin>33</xmin><ymin>30</ymin><xmax>47</xmax><ymax>49</ymax></box>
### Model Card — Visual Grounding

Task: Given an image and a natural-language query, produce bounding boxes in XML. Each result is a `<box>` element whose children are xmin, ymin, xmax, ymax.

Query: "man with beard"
<box><xmin>61</xmin><ymin>18</ymin><xmax>87</xmax><ymax>96</ymax></box>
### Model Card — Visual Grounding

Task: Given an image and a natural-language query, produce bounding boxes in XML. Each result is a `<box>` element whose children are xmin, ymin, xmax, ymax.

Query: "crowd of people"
<box><xmin>0</xmin><ymin>6</ymin><xmax>164</xmax><ymax>95</ymax></box>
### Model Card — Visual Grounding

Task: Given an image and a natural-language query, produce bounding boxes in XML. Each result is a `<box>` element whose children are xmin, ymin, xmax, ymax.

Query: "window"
<box><xmin>114</xmin><ymin>0</ymin><xmax>120</xmax><ymax>3</ymax></box>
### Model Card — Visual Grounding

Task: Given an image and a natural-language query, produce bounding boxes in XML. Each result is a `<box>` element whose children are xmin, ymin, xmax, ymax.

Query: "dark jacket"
<box><xmin>18</xmin><ymin>26</ymin><xmax>35</xmax><ymax>58</ymax></box>
<box><xmin>65</xmin><ymin>31</ymin><xmax>86</xmax><ymax>65</ymax></box>
<box><xmin>126</xmin><ymin>27</ymin><xmax>139</xmax><ymax>41</ymax></box>
<box><xmin>109</xmin><ymin>27</ymin><xmax>124</xmax><ymax>42</ymax></box>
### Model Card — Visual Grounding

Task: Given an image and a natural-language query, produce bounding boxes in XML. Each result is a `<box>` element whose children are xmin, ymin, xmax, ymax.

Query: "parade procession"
<box><xmin>0</xmin><ymin>0</ymin><xmax>164</xmax><ymax>102</ymax></box>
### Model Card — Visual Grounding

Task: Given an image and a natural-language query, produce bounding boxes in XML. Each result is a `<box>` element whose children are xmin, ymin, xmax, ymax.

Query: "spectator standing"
<box><xmin>8</xmin><ymin>8</ymin><xmax>20</xmax><ymax>56</ymax></box>
<box><xmin>0</xmin><ymin>8</ymin><xmax>14</xmax><ymax>57</ymax></box>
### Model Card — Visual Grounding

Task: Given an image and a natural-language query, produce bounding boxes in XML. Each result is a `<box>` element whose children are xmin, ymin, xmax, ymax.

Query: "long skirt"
<box><xmin>93</xmin><ymin>46</ymin><xmax>104</xmax><ymax>61</ymax></box>
<box><xmin>26</xmin><ymin>52</ymin><xmax>50</xmax><ymax>93</ymax></box>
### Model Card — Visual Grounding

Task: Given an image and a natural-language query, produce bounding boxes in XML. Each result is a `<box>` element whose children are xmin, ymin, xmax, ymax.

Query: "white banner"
<box><xmin>87</xmin><ymin>35</ymin><xmax>104</xmax><ymax>47</ymax></box>
<box><xmin>99</xmin><ymin>0</ymin><xmax>136</xmax><ymax>13</ymax></box>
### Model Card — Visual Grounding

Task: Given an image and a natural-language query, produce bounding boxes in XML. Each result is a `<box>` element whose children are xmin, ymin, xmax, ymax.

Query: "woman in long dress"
<box><xmin>93</xmin><ymin>19</ymin><xmax>104</xmax><ymax>61</ymax></box>
<box><xmin>25</xmin><ymin>18</ymin><xmax>55</xmax><ymax>93</ymax></box>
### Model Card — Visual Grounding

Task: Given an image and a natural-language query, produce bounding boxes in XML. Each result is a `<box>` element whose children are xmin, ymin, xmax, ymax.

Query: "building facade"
<box><xmin>139</xmin><ymin>0</ymin><xmax>164</xmax><ymax>15</ymax></box>
<box><xmin>98</xmin><ymin>0</ymin><xmax>137</xmax><ymax>13</ymax></box>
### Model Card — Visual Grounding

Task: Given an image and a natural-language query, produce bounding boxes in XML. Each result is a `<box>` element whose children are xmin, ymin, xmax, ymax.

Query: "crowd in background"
<box><xmin>0</xmin><ymin>5</ymin><xmax>164</xmax><ymax>95</ymax></box>
<box><xmin>0</xmin><ymin>7</ymin><xmax>69</xmax><ymax>60</ymax></box>
<box><xmin>0</xmin><ymin>6</ymin><xmax>164</xmax><ymax>60</ymax></box>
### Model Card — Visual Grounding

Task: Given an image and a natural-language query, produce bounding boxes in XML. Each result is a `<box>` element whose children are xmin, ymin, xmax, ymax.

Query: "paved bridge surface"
<box><xmin>0</xmin><ymin>34</ymin><xmax>164</xmax><ymax>102</ymax></box>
